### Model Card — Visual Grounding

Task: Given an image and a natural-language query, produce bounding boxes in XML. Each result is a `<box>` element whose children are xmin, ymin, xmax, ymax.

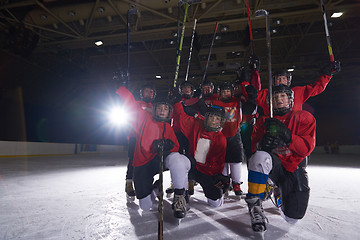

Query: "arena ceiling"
<box><xmin>0</xmin><ymin>0</ymin><xmax>359</xmax><ymax>103</ymax></box>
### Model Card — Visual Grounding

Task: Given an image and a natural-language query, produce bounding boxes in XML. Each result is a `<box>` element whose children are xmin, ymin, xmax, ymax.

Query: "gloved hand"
<box><xmin>248</xmin><ymin>54</ymin><xmax>260</xmax><ymax>71</ymax></box>
<box><xmin>321</xmin><ymin>61</ymin><xmax>341</xmax><ymax>76</ymax></box>
<box><xmin>183</xmin><ymin>104</ymin><xmax>198</xmax><ymax>117</ymax></box>
<box><xmin>152</xmin><ymin>139</ymin><xmax>175</xmax><ymax>153</ymax></box>
<box><xmin>212</xmin><ymin>174</ymin><xmax>230</xmax><ymax>191</ymax></box>
<box><xmin>264</xmin><ymin>118</ymin><xmax>292</xmax><ymax>145</ymax></box>
<box><xmin>113</xmin><ymin>71</ymin><xmax>128</xmax><ymax>88</ymax></box>
<box><xmin>168</xmin><ymin>87</ymin><xmax>182</xmax><ymax>104</ymax></box>
<box><xmin>260</xmin><ymin>133</ymin><xmax>283</xmax><ymax>152</ymax></box>
<box><xmin>196</xmin><ymin>97</ymin><xmax>209</xmax><ymax>117</ymax></box>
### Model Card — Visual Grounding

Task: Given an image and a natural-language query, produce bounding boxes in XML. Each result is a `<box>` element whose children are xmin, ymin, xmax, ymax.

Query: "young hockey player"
<box><xmin>212</xmin><ymin>82</ymin><xmax>248</xmax><ymax>196</ymax></box>
<box><xmin>256</xmin><ymin>61</ymin><xmax>341</xmax><ymax>115</ymax></box>
<box><xmin>167</xmin><ymin>81</ymin><xmax>199</xmax><ymax>196</ymax></box>
<box><xmin>123</xmin><ymin>84</ymin><xmax>156</xmax><ymax>199</ymax></box>
<box><xmin>173</xmin><ymin>101</ymin><xmax>230</xmax><ymax>207</ymax></box>
<box><xmin>116</xmin><ymin>86</ymin><xmax>191</xmax><ymax>219</ymax></box>
<box><xmin>200</xmin><ymin>79</ymin><xmax>218</xmax><ymax>106</ymax></box>
<box><xmin>244</xmin><ymin>85</ymin><xmax>316</xmax><ymax>232</ymax></box>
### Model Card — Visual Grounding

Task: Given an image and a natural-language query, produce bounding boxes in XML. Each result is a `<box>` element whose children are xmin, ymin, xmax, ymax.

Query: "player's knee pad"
<box><xmin>248</xmin><ymin>151</ymin><xmax>272</xmax><ymax>175</ymax></box>
<box><xmin>165</xmin><ymin>152</ymin><xmax>191</xmax><ymax>172</ymax></box>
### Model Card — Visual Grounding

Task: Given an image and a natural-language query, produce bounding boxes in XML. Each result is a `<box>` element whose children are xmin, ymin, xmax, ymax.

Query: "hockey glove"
<box><xmin>212</xmin><ymin>174</ymin><xmax>230</xmax><ymax>191</ymax></box>
<box><xmin>112</xmin><ymin>71</ymin><xmax>127</xmax><ymax>89</ymax></box>
<box><xmin>321</xmin><ymin>61</ymin><xmax>341</xmax><ymax>76</ymax></box>
<box><xmin>260</xmin><ymin>133</ymin><xmax>283</xmax><ymax>152</ymax></box>
<box><xmin>168</xmin><ymin>87</ymin><xmax>182</xmax><ymax>104</ymax></box>
<box><xmin>248</xmin><ymin>54</ymin><xmax>260</xmax><ymax>71</ymax></box>
<box><xmin>153</xmin><ymin>139</ymin><xmax>175</xmax><ymax>153</ymax></box>
<box><xmin>264</xmin><ymin>118</ymin><xmax>292</xmax><ymax>145</ymax></box>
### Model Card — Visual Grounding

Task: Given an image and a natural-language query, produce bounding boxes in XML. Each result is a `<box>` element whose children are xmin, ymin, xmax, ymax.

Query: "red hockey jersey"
<box><xmin>173</xmin><ymin>102</ymin><xmax>227</xmax><ymax>176</ymax></box>
<box><xmin>251</xmin><ymin>110</ymin><xmax>316</xmax><ymax>172</ymax></box>
<box><xmin>212</xmin><ymin>98</ymin><xmax>242</xmax><ymax>138</ymax></box>
<box><xmin>116</xmin><ymin>87</ymin><xmax>179</xmax><ymax>167</ymax></box>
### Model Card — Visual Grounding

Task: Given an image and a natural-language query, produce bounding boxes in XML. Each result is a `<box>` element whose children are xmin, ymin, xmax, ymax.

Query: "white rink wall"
<box><xmin>0</xmin><ymin>141</ymin><xmax>126</xmax><ymax>157</ymax></box>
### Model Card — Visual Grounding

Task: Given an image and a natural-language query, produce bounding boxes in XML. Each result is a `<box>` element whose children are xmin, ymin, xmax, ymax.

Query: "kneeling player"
<box><xmin>173</xmin><ymin>101</ymin><xmax>229</xmax><ymax>207</ymax></box>
<box><xmin>245</xmin><ymin>85</ymin><xmax>316</xmax><ymax>232</ymax></box>
<box><xmin>116</xmin><ymin>86</ymin><xmax>191</xmax><ymax>219</ymax></box>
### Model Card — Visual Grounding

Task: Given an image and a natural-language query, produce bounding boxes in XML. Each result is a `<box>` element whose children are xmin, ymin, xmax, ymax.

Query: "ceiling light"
<box><xmin>156</xmin><ymin>75</ymin><xmax>161</xmax><ymax>79</ymax></box>
<box><xmin>215</xmin><ymin>35</ymin><xmax>221</xmax><ymax>40</ymax></box>
<box><xmin>170</xmin><ymin>40</ymin><xmax>175</xmax><ymax>45</ymax></box>
<box><xmin>68</xmin><ymin>10</ymin><xmax>76</xmax><ymax>17</ymax></box>
<box><xmin>97</xmin><ymin>7</ymin><xmax>105</xmax><ymax>14</ymax></box>
<box><xmin>221</xmin><ymin>25</ymin><xmax>229</xmax><ymax>32</ymax></box>
<box><xmin>272</xmin><ymin>29</ymin><xmax>277</xmax><ymax>33</ymax></box>
<box><xmin>288</xmin><ymin>68</ymin><xmax>295</xmax><ymax>72</ymax></box>
<box><xmin>95</xmin><ymin>41</ymin><xmax>103</xmax><ymax>46</ymax></box>
<box><xmin>331</xmin><ymin>12</ymin><xmax>343</xmax><ymax>18</ymax></box>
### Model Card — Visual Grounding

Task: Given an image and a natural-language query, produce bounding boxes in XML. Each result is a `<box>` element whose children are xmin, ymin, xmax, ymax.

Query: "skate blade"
<box><xmin>254</xmin><ymin>229</ymin><xmax>266</xmax><ymax>239</ymax></box>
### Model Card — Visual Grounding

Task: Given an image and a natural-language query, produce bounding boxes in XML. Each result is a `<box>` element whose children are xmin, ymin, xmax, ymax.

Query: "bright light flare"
<box><xmin>107</xmin><ymin>106</ymin><xmax>129</xmax><ymax>126</ymax></box>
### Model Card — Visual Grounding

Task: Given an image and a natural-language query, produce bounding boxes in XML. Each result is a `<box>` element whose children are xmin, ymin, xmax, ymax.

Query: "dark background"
<box><xmin>0</xmin><ymin>0</ymin><xmax>359</xmax><ymax>145</ymax></box>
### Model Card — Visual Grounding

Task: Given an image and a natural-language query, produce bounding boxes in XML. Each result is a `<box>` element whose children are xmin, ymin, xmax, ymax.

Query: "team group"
<box><xmin>115</xmin><ymin>55</ymin><xmax>340</xmax><ymax>232</ymax></box>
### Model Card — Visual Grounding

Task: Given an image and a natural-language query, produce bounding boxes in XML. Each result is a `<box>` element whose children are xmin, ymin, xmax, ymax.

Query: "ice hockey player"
<box><xmin>173</xmin><ymin>101</ymin><xmax>230</xmax><ymax>207</ymax></box>
<box><xmin>244</xmin><ymin>85</ymin><xmax>316</xmax><ymax>232</ymax></box>
<box><xmin>256</xmin><ymin>61</ymin><xmax>341</xmax><ymax>115</ymax></box>
<box><xmin>212</xmin><ymin>82</ymin><xmax>247</xmax><ymax>196</ymax></box>
<box><xmin>116</xmin><ymin>85</ymin><xmax>191</xmax><ymax>219</ymax></box>
<box><xmin>199</xmin><ymin>79</ymin><xmax>218</xmax><ymax>106</ymax></box>
<box><xmin>168</xmin><ymin>81</ymin><xmax>201</xmax><ymax>196</ymax></box>
<box><xmin>123</xmin><ymin>84</ymin><xmax>156</xmax><ymax>200</ymax></box>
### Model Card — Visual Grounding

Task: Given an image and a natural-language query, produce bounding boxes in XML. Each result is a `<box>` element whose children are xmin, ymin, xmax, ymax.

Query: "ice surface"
<box><xmin>0</xmin><ymin>152</ymin><xmax>359</xmax><ymax>240</ymax></box>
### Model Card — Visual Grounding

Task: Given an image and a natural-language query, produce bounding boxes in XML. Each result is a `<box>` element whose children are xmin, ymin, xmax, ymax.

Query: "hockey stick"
<box><xmin>246</xmin><ymin>0</ymin><xmax>254</xmax><ymax>55</ymax></box>
<box><xmin>255</xmin><ymin>9</ymin><xmax>273</xmax><ymax>118</ymax></box>
<box><xmin>184</xmin><ymin>18</ymin><xmax>197</xmax><ymax>82</ymax></box>
<box><xmin>320</xmin><ymin>0</ymin><xmax>335</xmax><ymax>62</ymax></box>
<box><xmin>173</xmin><ymin>2</ymin><xmax>190</xmax><ymax>88</ymax></box>
<box><xmin>202</xmin><ymin>21</ymin><xmax>219</xmax><ymax>83</ymax></box>
<box><xmin>126</xmin><ymin>7</ymin><xmax>139</xmax><ymax>85</ymax></box>
<box><xmin>158</xmin><ymin>136</ymin><xmax>165</xmax><ymax>240</ymax></box>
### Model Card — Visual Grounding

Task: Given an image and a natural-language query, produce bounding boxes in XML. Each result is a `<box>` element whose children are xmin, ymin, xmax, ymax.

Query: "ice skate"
<box><xmin>172</xmin><ymin>188</ymin><xmax>188</xmax><ymax>221</ymax></box>
<box><xmin>125</xmin><ymin>179</ymin><xmax>136</xmax><ymax>202</ymax></box>
<box><xmin>232</xmin><ymin>182</ymin><xmax>243</xmax><ymax>197</ymax></box>
<box><xmin>166</xmin><ymin>182</ymin><xmax>174</xmax><ymax>198</ymax></box>
<box><xmin>245</xmin><ymin>196</ymin><xmax>268</xmax><ymax>233</ymax></box>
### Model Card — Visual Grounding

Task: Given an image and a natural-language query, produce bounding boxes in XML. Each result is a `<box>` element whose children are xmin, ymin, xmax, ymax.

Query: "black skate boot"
<box><xmin>245</xmin><ymin>196</ymin><xmax>268</xmax><ymax>232</ymax></box>
<box><xmin>166</xmin><ymin>182</ymin><xmax>174</xmax><ymax>198</ymax></box>
<box><xmin>172</xmin><ymin>188</ymin><xmax>187</xmax><ymax>219</ymax></box>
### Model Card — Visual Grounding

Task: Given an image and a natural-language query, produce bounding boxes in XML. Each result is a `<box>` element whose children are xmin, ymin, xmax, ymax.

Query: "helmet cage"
<box><xmin>204</xmin><ymin>105</ymin><xmax>226</xmax><ymax>132</ymax></box>
<box><xmin>273</xmin><ymin>70</ymin><xmax>292</xmax><ymax>86</ymax></box>
<box><xmin>272</xmin><ymin>85</ymin><xmax>294</xmax><ymax>115</ymax></box>
<box><xmin>179</xmin><ymin>81</ymin><xmax>194</xmax><ymax>99</ymax></box>
<box><xmin>140</xmin><ymin>85</ymin><xmax>156</xmax><ymax>103</ymax></box>
<box><xmin>152</xmin><ymin>101</ymin><xmax>173</xmax><ymax>122</ymax></box>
